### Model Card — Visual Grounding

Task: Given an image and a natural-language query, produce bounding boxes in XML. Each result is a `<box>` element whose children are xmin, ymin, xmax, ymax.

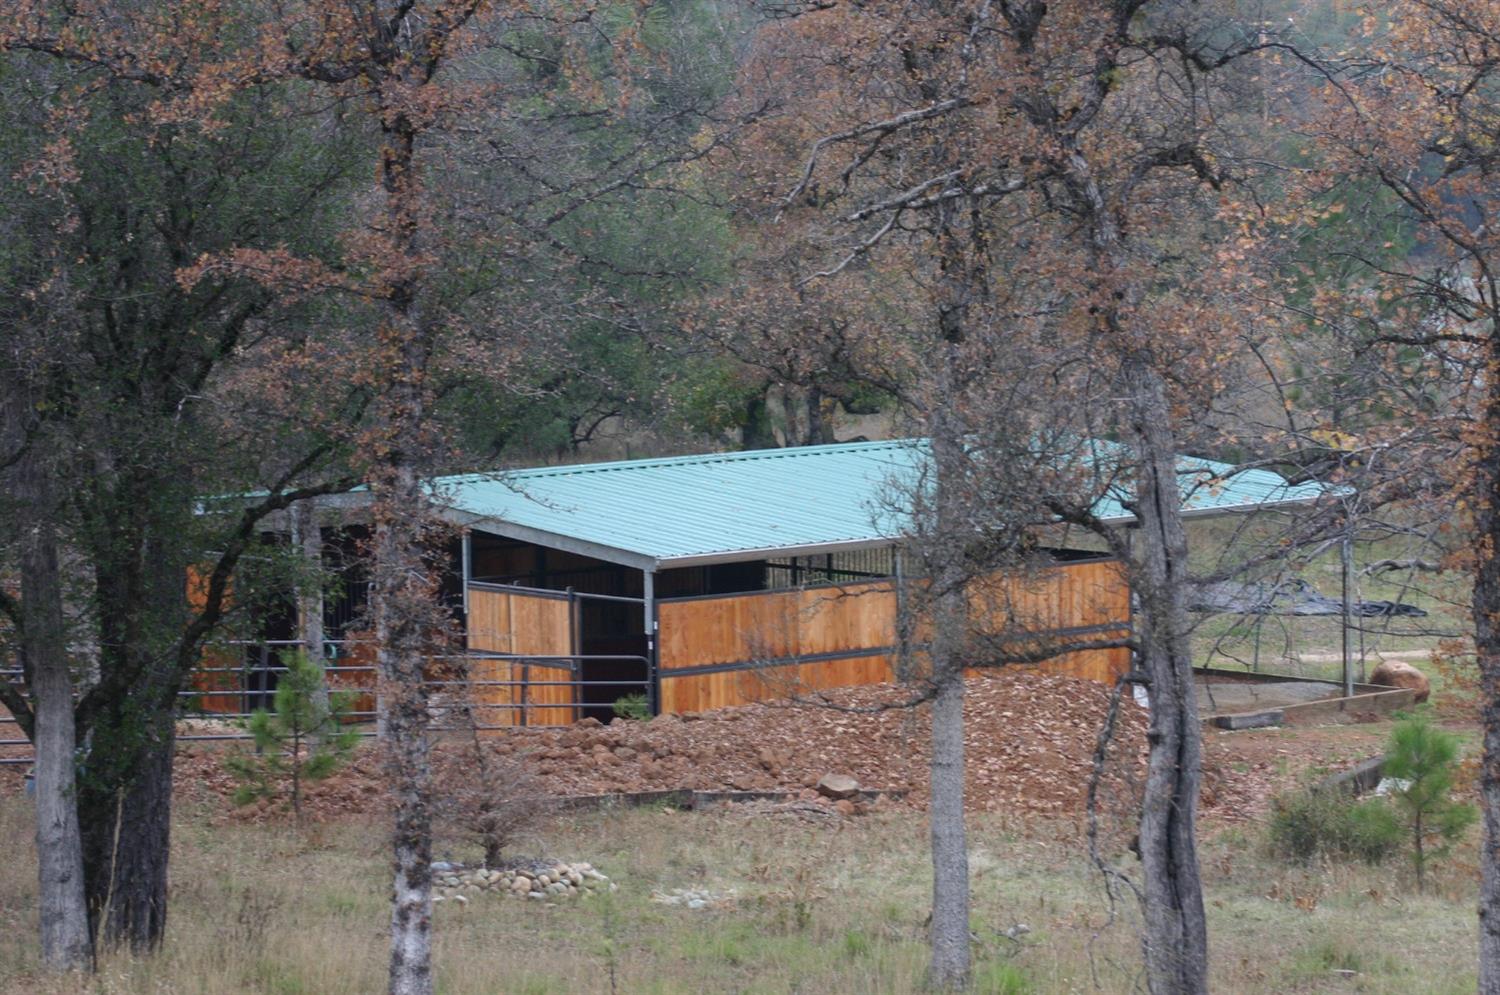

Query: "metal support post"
<box><xmin>461</xmin><ymin>530</ymin><xmax>472</xmax><ymax>616</ymax></box>
<box><xmin>1341</xmin><ymin>532</ymin><xmax>1354</xmax><ymax>698</ymax></box>
<box><xmin>643</xmin><ymin>569</ymin><xmax>658</xmax><ymax>715</ymax></box>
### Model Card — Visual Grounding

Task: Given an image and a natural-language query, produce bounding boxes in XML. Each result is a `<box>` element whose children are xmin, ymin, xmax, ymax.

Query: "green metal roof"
<box><xmin>435</xmin><ymin>439</ymin><xmax>1338</xmax><ymax>571</ymax></box>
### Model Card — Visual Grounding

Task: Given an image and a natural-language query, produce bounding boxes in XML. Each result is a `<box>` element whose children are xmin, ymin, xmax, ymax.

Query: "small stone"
<box><xmin>834</xmin><ymin>799</ymin><xmax>856</xmax><ymax>817</ymax></box>
<box><xmin>567</xmin><ymin>871</ymin><xmax>583</xmax><ymax>887</ymax></box>
<box><xmin>510</xmin><ymin>878</ymin><xmax>531</xmax><ymax>894</ymax></box>
<box><xmin>816</xmin><ymin>773</ymin><xmax>861</xmax><ymax>800</ymax></box>
<box><xmin>537</xmin><ymin>874</ymin><xmax>551</xmax><ymax>887</ymax></box>
<box><xmin>527</xmin><ymin>891</ymin><xmax>545</xmax><ymax>900</ymax></box>
<box><xmin>453</xmin><ymin>894</ymin><xmax>469</xmax><ymax>906</ymax></box>
<box><xmin>687</xmin><ymin>898</ymin><xmax>706</xmax><ymax>910</ymax></box>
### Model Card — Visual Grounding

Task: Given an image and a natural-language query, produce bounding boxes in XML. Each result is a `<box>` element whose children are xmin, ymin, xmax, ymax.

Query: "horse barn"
<box><xmin>195</xmin><ymin>439</ymin><xmax>1335</xmax><ymax>727</ymax></box>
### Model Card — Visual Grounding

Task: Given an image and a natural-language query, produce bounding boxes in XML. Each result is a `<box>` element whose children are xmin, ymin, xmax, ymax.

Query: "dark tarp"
<box><xmin>1187</xmin><ymin>578</ymin><xmax>1427</xmax><ymax>618</ymax></box>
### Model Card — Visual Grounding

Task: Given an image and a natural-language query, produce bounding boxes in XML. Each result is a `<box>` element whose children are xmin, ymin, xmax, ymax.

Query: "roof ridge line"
<box><xmin>438</xmin><ymin>438</ymin><xmax>923</xmax><ymax>484</ymax></box>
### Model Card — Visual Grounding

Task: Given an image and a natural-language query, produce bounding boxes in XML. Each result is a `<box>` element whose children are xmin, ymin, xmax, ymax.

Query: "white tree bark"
<box><xmin>924</xmin><ymin>373</ymin><xmax>972</xmax><ymax>990</ymax></box>
<box><xmin>20</xmin><ymin>452</ymin><xmax>94</xmax><ymax>971</ymax></box>
<box><xmin>292</xmin><ymin>499</ymin><xmax>330</xmax><ymax>730</ymax></box>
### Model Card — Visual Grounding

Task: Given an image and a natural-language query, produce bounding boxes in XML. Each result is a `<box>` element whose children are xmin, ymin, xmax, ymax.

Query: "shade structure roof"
<box><xmin>435</xmin><ymin>439</ymin><xmax>1338</xmax><ymax>572</ymax></box>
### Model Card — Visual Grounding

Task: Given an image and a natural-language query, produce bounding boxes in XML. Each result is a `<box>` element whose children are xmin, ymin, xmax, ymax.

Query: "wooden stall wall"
<box><xmin>466</xmin><ymin>584</ymin><xmax>578</xmax><ymax>726</ymax></box>
<box><xmin>657</xmin><ymin>580</ymin><xmax>898</xmax><ymax>713</ymax></box>
<box><xmin>967</xmin><ymin>559</ymin><xmax>1132</xmax><ymax>684</ymax></box>
<box><xmin>186</xmin><ymin>565</ymin><xmax>243</xmax><ymax>715</ymax></box>
<box><xmin>656</xmin><ymin>559</ymin><xmax>1130</xmax><ymax>713</ymax></box>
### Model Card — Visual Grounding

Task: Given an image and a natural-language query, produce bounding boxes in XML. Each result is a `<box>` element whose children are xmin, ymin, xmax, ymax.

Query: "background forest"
<box><xmin>3</xmin><ymin>0</ymin><xmax>1500</xmax><ymax>993</ymax></box>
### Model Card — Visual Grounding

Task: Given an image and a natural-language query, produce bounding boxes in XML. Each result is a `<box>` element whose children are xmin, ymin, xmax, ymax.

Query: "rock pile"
<box><xmin>650</xmin><ymin>886</ymin><xmax>738</xmax><ymax>910</ymax></box>
<box><xmin>430</xmin><ymin>859</ymin><xmax>613</xmax><ymax>904</ymax></box>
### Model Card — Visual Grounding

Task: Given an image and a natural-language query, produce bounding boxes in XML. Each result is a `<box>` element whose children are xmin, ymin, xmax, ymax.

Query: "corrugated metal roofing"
<box><xmin>435</xmin><ymin>439</ymin><xmax>1337</xmax><ymax>570</ymax></box>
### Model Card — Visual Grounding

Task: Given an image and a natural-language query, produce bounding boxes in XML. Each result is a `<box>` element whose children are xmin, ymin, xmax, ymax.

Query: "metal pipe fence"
<box><xmin>0</xmin><ymin>648</ymin><xmax>651</xmax><ymax>765</ymax></box>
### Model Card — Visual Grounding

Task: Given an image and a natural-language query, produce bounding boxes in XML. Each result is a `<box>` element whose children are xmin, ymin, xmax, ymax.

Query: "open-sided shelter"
<box><xmin>199</xmin><ymin>439</ymin><xmax>1336</xmax><ymax>726</ymax></box>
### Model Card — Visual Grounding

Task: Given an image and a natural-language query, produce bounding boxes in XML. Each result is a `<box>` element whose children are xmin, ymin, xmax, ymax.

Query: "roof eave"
<box><xmin>1099</xmin><ymin>492</ymin><xmax>1338</xmax><ymax>525</ymax></box>
<box><xmin>439</xmin><ymin>509</ymin><xmax>660</xmax><ymax>572</ymax></box>
<box><xmin>654</xmin><ymin>535</ymin><xmax>901</xmax><ymax>570</ymax></box>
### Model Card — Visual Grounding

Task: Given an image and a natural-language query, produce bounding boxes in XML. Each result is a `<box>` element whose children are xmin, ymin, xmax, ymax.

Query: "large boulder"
<box><xmin>1369</xmin><ymin>660</ymin><xmax>1431</xmax><ymax>704</ymax></box>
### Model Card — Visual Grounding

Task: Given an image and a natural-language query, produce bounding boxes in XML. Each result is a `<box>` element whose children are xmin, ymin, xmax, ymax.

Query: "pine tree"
<box><xmin>227</xmin><ymin>652</ymin><xmax>359</xmax><ymax>823</ymax></box>
<box><xmin>1383</xmin><ymin>710</ymin><xmax>1478</xmax><ymax>892</ymax></box>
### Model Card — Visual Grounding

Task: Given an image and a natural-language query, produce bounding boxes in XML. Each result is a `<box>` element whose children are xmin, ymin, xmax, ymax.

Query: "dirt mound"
<box><xmin>174</xmin><ymin>671</ymin><xmax>1150</xmax><ymax>823</ymax></box>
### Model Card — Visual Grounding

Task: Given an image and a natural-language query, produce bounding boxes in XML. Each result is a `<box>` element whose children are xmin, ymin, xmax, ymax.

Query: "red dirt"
<box><xmin>6</xmin><ymin>671</ymin><xmax>1421</xmax><ymax>828</ymax></box>
<box><xmin>166</xmin><ymin>671</ymin><xmax>1154</xmax><ymax>824</ymax></box>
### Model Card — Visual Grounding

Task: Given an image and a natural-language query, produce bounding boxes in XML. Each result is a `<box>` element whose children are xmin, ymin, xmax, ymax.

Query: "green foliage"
<box><xmin>434</xmin><ymin>0</ymin><xmax>745</xmax><ymax>462</ymax></box>
<box><xmin>226</xmin><ymin>652</ymin><xmax>359</xmax><ymax>822</ymax></box>
<box><xmin>611</xmin><ymin>693</ymin><xmax>652</xmax><ymax>722</ymax></box>
<box><xmin>1266</xmin><ymin>790</ymin><xmax>1401</xmax><ymax>865</ymax></box>
<box><xmin>1288</xmin><ymin>937</ymin><xmax>1397</xmax><ymax>983</ymax></box>
<box><xmin>971</xmin><ymin>960</ymin><xmax>1033</xmax><ymax>995</ymax></box>
<box><xmin>1382</xmin><ymin>710</ymin><xmax>1478</xmax><ymax>889</ymax></box>
<box><xmin>841</xmin><ymin>928</ymin><xmax>872</xmax><ymax>960</ymax></box>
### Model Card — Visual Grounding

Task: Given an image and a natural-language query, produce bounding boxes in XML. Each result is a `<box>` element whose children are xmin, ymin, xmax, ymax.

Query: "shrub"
<box><xmin>432</xmin><ymin>742</ymin><xmax>553</xmax><ymax>867</ymax></box>
<box><xmin>1267</xmin><ymin>790</ymin><xmax>1401</xmax><ymax>865</ymax></box>
<box><xmin>611</xmin><ymin>693</ymin><xmax>651</xmax><ymax>721</ymax></box>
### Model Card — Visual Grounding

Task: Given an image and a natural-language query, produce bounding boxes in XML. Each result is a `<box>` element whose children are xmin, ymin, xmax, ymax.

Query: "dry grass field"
<box><xmin>0</xmin><ymin>521</ymin><xmax>1476</xmax><ymax>994</ymax></box>
<box><xmin>0</xmin><ymin>766</ymin><xmax>1480</xmax><ymax>995</ymax></box>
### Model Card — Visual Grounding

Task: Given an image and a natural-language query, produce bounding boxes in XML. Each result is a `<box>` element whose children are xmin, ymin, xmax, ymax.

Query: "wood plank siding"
<box><xmin>189</xmin><ymin>558</ymin><xmax>1129</xmax><ymax>725</ymax></box>
<box><xmin>465</xmin><ymin>585</ymin><xmax>578</xmax><ymax>726</ymax></box>
<box><xmin>657</xmin><ymin>559</ymin><xmax>1130</xmax><ymax>713</ymax></box>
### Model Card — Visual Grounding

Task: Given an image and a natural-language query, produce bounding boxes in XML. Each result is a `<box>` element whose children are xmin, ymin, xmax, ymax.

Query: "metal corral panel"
<box><xmin>434</xmin><ymin>439</ymin><xmax>1336</xmax><ymax>570</ymax></box>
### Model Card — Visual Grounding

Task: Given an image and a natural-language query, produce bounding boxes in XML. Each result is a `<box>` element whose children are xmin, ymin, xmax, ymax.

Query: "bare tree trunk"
<box><xmin>1124</xmin><ymin>360</ymin><xmax>1209</xmax><ymax>995</ymax></box>
<box><xmin>292</xmin><ymin>499</ymin><xmax>330</xmax><ymax>730</ymax></box>
<box><xmin>79</xmin><ymin>524</ymin><xmax>183</xmax><ymax>954</ymax></box>
<box><xmin>373</xmin><ymin>451</ymin><xmax>436</xmax><ymax>995</ymax></box>
<box><xmin>806</xmin><ymin>385</ymin><xmax>837</xmax><ymax>446</ymax></box>
<box><xmin>78</xmin><ymin>711</ymin><xmax>175</xmax><ymax>953</ymax></box>
<box><xmin>1473</xmin><ymin>351</ymin><xmax>1500</xmax><ymax>992</ymax></box>
<box><xmin>924</xmin><ymin>375</ymin><xmax>971</xmax><ymax>990</ymax></box>
<box><xmin>927</xmin><ymin>654</ymin><xmax>969</xmax><ymax>989</ymax></box>
<box><xmin>19</xmin><ymin>452</ymin><xmax>94</xmax><ymax>971</ymax></box>
<box><xmin>371</xmin><ymin>104</ymin><xmax>438</xmax><ymax>992</ymax></box>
